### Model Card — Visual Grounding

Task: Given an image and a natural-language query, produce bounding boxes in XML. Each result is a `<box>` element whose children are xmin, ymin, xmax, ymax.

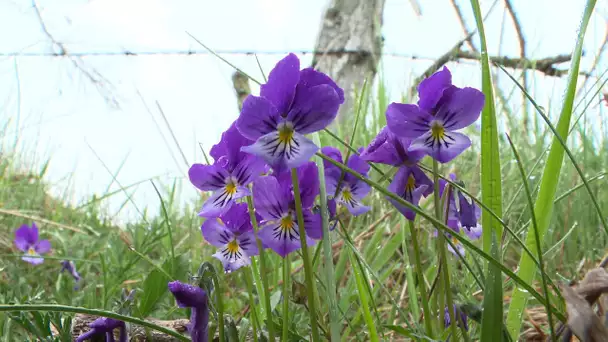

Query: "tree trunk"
<box><xmin>312</xmin><ymin>0</ymin><xmax>386</xmax><ymax>122</ymax></box>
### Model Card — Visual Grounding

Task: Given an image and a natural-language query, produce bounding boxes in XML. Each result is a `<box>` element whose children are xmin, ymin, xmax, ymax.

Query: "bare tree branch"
<box><xmin>458</xmin><ymin>51</ymin><xmax>574</xmax><ymax>76</ymax></box>
<box><xmin>32</xmin><ymin>0</ymin><xmax>66</xmax><ymax>56</ymax></box>
<box><xmin>449</xmin><ymin>0</ymin><xmax>478</xmax><ymax>52</ymax></box>
<box><xmin>504</xmin><ymin>0</ymin><xmax>530</xmax><ymax>130</ymax></box>
<box><xmin>577</xmin><ymin>18</ymin><xmax>608</xmax><ymax>100</ymax></box>
<box><xmin>30</xmin><ymin>0</ymin><xmax>119</xmax><ymax>108</ymax></box>
<box><xmin>504</xmin><ymin>0</ymin><xmax>527</xmax><ymax>62</ymax></box>
<box><xmin>410</xmin><ymin>46</ymin><xmax>581</xmax><ymax>97</ymax></box>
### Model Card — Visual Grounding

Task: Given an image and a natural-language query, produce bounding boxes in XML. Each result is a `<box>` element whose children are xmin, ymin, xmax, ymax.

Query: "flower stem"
<box><xmin>242</xmin><ymin>271</ymin><xmax>259</xmax><ymax>342</ymax></box>
<box><xmin>400</xmin><ymin>223</ymin><xmax>420</xmax><ymax>319</ymax></box>
<box><xmin>432</xmin><ymin>160</ymin><xmax>458</xmax><ymax>342</ymax></box>
<box><xmin>0</xmin><ymin>304</ymin><xmax>189</xmax><ymax>341</ymax></box>
<box><xmin>210</xmin><ymin>269</ymin><xmax>225</xmax><ymax>342</ymax></box>
<box><xmin>291</xmin><ymin>168</ymin><xmax>320</xmax><ymax>342</ymax></box>
<box><xmin>282</xmin><ymin>254</ymin><xmax>290</xmax><ymax>341</ymax></box>
<box><xmin>246</xmin><ymin>195</ymin><xmax>275</xmax><ymax>342</ymax></box>
<box><xmin>407</xmin><ymin>219</ymin><xmax>434</xmax><ymax>338</ymax></box>
<box><xmin>312</xmin><ymin>132</ymin><xmax>340</xmax><ymax>342</ymax></box>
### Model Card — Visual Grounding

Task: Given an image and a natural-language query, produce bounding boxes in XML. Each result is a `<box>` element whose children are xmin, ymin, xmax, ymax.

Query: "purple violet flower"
<box><xmin>359</xmin><ymin>126</ymin><xmax>426</xmax><ymax>167</ymax></box>
<box><xmin>446</xmin><ymin>234</ymin><xmax>466</xmax><ymax>257</ymax></box>
<box><xmin>168</xmin><ymin>280</ymin><xmax>209</xmax><ymax>342</ymax></box>
<box><xmin>14</xmin><ymin>223</ymin><xmax>50</xmax><ymax>265</ymax></box>
<box><xmin>76</xmin><ymin>317</ymin><xmax>127</xmax><ymax>342</ymax></box>
<box><xmin>321</xmin><ymin>146</ymin><xmax>371</xmax><ymax>216</ymax></box>
<box><xmin>386</xmin><ymin>67</ymin><xmax>485</xmax><ymax>163</ymax></box>
<box><xmin>386</xmin><ymin>166</ymin><xmax>433</xmax><ymax>221</ymax></box>
<box><xmin>444</xmin><ymin>304</ymin><xmax>469</xmax><ymax>331</ymax></box>
<box><xmin>253</xmin><ymin>162</ymin><xmax>322</xmax><ymax>258</ymax></box>
<box><xmin>439</xmin><ymin>174</ymin><xmax>482</xmax><ymax>238</ymax></box>
<box><xmin>201</xmin><ymin>202</ymin><xmax>259</xmax><ymax>273</ymax></box>
<box><xmin>189</xmin><ymin>122</ymin><xmax>266</xmax><ymax>217</ymax></box>
<box><xmin>433</xmin><ymin>174</ymin><xmax>482</xmax><ymax>258</ymax></box>
<box><xmin>360</xmin><ymin>126</ymin><xmax>433</xmax><ymax>221</ymax></box>
<box><xmin>60</xmin><ymin>260</ymin><xmax>82</xmax><ymax>289</ymax></box>
<box><xmin>236</xmin><ymin>53</ymin><xmax>344</xmax><ymax>174</ymax></box>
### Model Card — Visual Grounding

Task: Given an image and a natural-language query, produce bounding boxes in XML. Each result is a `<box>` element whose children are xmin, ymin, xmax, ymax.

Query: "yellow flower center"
<box><xmin>342</xmin><ymin>188</ymin><xmax>353</xmax><ymax>202</ymax></box>
<box><xmin>225</xmin><ymin>182</ymin><xmax>237</xmax><ymax>195</ymax></box>
<box><xmin>406</xmin><ymin>174</ymin><xmax>416</xmax><ymax>192</ymax></box>
<box><xmin>431</xmin><ymin>122</ymin><xmax>445</xmax><ymax>140</ymax></box>
<box><xmin>27</xmin><ymin>247</ymin><xmax>37</xmax><ymax>256</ymax></box>
<box><xmin>278</xmin><ymin>123</ymin><xmax>295</xmax><ymax>143</ymax></box>
<box><xmin>280</xmin><ymin>215</ymin><xmax>295</xmax><ymax>231</ymax></box>
<box><xmin>226</xmin><ymin>239</ymin><xmax>240</xmax><ymax>253</ymax></box>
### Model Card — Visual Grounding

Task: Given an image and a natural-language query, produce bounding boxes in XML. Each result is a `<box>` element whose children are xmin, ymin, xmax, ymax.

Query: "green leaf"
<box><xmin>225</xmin><ymin>315</ymin><xmax>240</xmax><ymax>342</ymax></box>
<box><xmin>383</xmin><ymin>325</ymin><xmax>437</xmax><ymax>341</ymax></box>
<box><xmin>383</xmin><ymin>324</ymin><xmax>414</xmax><ymax>338</ymax></box>
<box><xmin>270</xmin><ymin>291</ymin><xmax>282</xmax><ymax>312</ymax></box>
<box><xmin>505</xmin><ymin>0</ymin><xmax>597</xmax><ymax>338</ymax></box>
<box><xmin>137</xmin><ymin>267</ymin><xmax>170</xmax><ymax>317</ymax></box>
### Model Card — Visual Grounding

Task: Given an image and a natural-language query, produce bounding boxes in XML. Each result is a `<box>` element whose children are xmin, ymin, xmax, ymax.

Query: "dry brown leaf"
<box><xmin>561</xmin><ymin>284</ymin><xmax>608</xmax><ymax>342</ymax></box>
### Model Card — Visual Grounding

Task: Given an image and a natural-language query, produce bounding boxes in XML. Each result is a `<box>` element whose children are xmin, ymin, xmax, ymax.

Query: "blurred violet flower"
<box><xmin>360</xmin><ymin>126</ymin><xmax>433</xmax><ymax>221</ymax></box>
<box><xmin>60</xmin><ymin>260</ymin><xmax>82</xmax><ymax>289</ymax></box>
<box><xmin>201</xmin><ymin>202</ymin><xmax>259</xmax><ymax>273</ymax></box>
<box><xmin>75</xmin><ymin>317</ymin><xmax>127</xmax><ymax>342</ymax></box>
<box><xmin>168</xmin><ymin>280</ymin><xmax>209</xmax><ymax>342</ymax></box>
<box><xmin>444</xmin><ymin>304</ymin><xmax>469</xmax><ymax>331</ymax></box>
<box><xmin>321</xmin><ymin>146</ymin><xmax>371</xmax><ymax>216</ymax></box>
<box><xmin>237</xmin><ymin>53</ymin><xmax>344</xmax><ymax>174</ymax></box>
<box><xmin>386</xmin><ymin>67</ymin><xmax>485</xmax><ymax>163</ymax></box>
<box><xmin>439</xmin><ymin>174</ymin><xmax>482</xmax><ymax>238</ymax></box>
<box><xmin>14</xmin><ymin>223</ymin><xmax>50</xmax><ymax>265</ymax></box>
<box><xmin>446</xmin><ymin>234</ymin><xmax>466</xmax><ymax>257</ymax></box>
<box><xmin>387</xmin><ymin>166</ymin><xmax>433</xmax><ymax>221</ymax></box>
<box><xmin>253</xmin><ymin>162</ymin><xmax>322</xmax><ymax>257</ymax></box>
<box><xmin>433</xmin><ymin>174</ymin><xmax>482</xmax><ymax>258</ymax></box>
<box><xmin>359</xmin><ymin>126</ymin><xmax>426</xmax><ymax>167</ymax></box>
<box><xmin>189</xmin><ymin>122</ymin><xmax>266</xmax><ymax>217</ymax></box>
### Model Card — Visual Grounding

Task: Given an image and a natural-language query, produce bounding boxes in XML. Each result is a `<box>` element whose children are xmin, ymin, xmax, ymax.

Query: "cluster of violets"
<box><xmin>189</xmin><ymin>54</ymin><xmax>485</xmax><ymax>273</ymax></box>
<box><xmin>13</xmin><ymin>53</ymin><xmax>485</xmax><ymax>341</ymax></box>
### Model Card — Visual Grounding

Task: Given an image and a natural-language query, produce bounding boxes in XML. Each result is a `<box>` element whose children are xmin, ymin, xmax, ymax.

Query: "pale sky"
<box><xmin>0</xmin><ymin>0</ymin><xmax>606</xmax><ymax>223</ymax></box>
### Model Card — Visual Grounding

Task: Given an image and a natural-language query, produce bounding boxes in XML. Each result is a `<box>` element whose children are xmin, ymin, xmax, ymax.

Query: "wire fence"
<box><xmin>0</xmin><ymin>48</ymin><xmax>437</xmax><ymax>60</ymax></box>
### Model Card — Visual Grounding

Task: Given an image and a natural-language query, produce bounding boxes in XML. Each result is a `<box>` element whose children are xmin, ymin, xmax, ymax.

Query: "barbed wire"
<box><xmin>0</xmin><ymin>48</ymin><xmax>437</xmax><ymax>60</ymax></box>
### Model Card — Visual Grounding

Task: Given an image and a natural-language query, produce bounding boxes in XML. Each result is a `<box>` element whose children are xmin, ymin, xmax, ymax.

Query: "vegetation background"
<box><xmin>0</xmin><ymin>0</ymin><xmax>607</xmax><ymax>341</ymax></box>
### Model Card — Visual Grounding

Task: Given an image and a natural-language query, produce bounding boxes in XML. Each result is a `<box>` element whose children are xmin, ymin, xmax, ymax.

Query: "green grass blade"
<box><xmin>480</xmin><ymin>232</ymin><xmax>504</xmax><ymax>342</ymax></box>
<box><xmin>506</xmin><ymin>134</ymin><xmax>555</xmax><ymax>340</ymax></box>
<box><xmin>349</xmin><ymin>249</ymin><xmax>379</xmax><ymax>342</ymax></box>
<box><xmin>151</xmin><ymin>181</ymin><xmax>175</xmax><ymax>269</ymax></box>
<box><xmin>469</xmin><ymin>0</ymin><xmax>504</xmax><ymax>340</ymax></box>
<box><xmin>505</xmin><ymin>0</ymin><xmax>597</xmax><ymax>337</ymax></box>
